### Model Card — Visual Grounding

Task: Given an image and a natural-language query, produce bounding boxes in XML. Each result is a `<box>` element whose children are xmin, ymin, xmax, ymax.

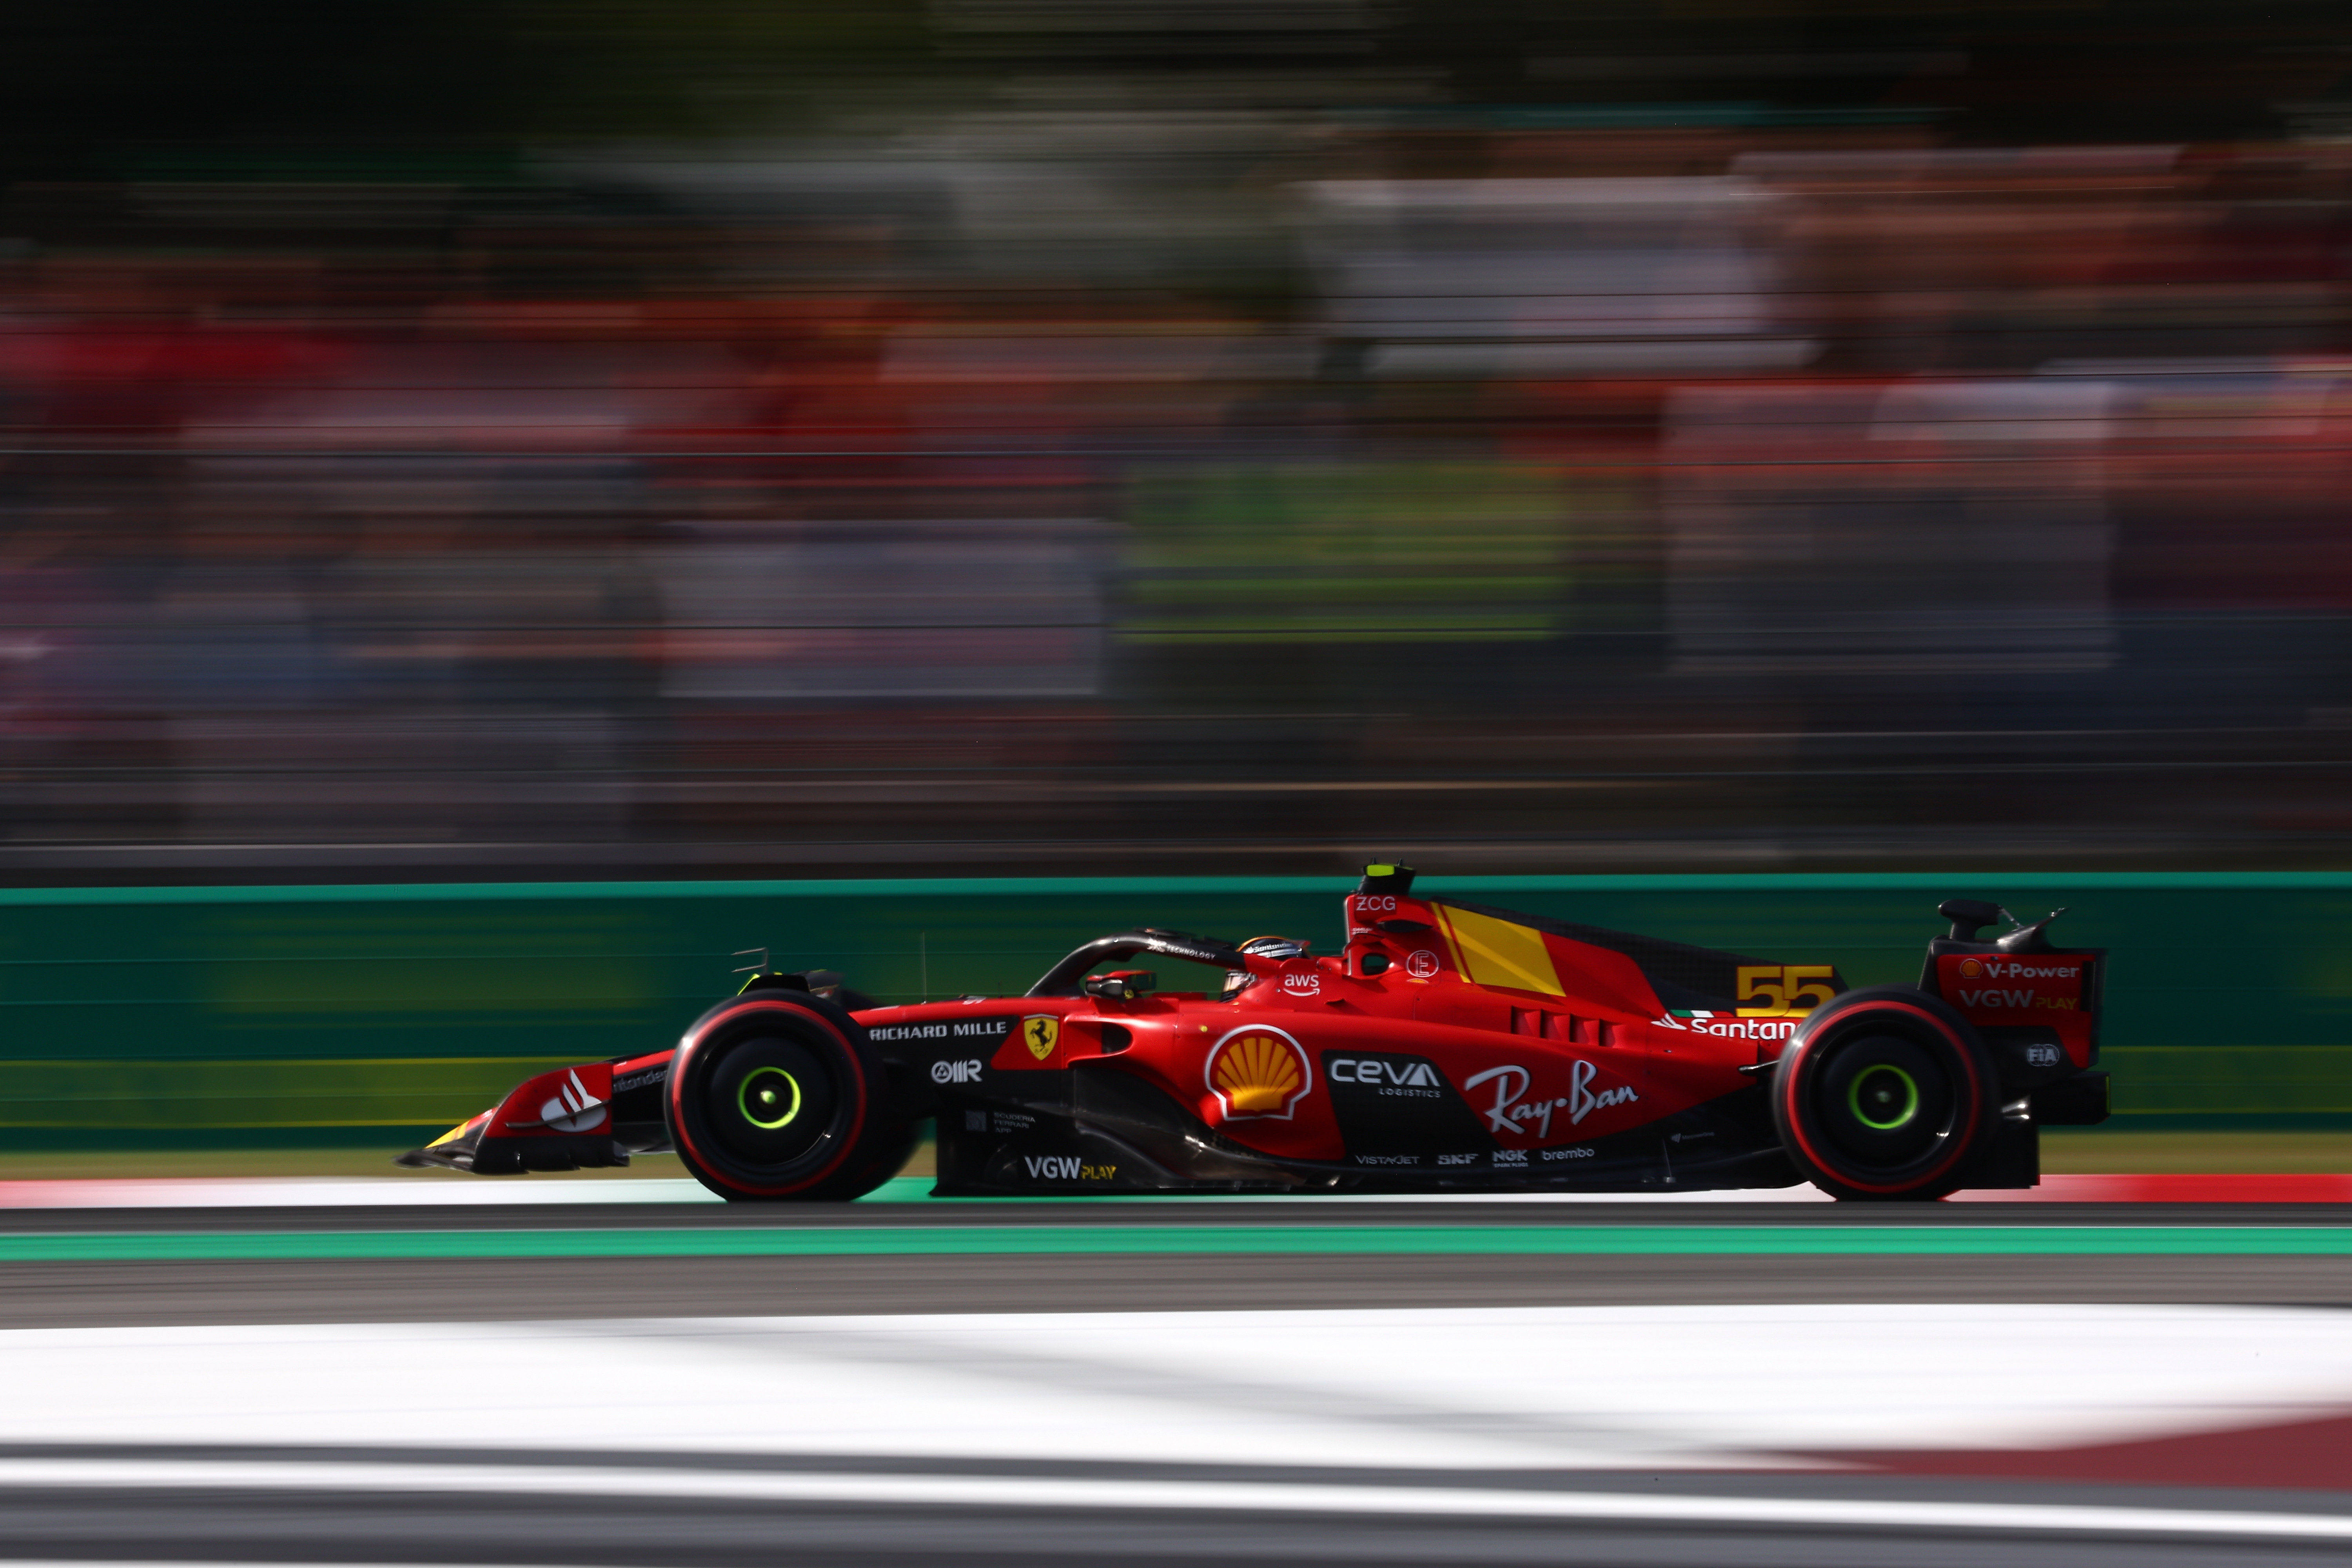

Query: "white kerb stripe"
<box><xmin>0</xmin><ymin>1460</ymin><xmax>2346</xmax><ymax>1543</ymax></box>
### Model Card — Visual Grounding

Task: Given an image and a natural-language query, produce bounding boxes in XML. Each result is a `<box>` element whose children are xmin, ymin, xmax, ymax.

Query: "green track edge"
<box><xmin>5</xmin><ymin>1223</ymin><xmax>2351</xmax><ymax>1263</ymax></box>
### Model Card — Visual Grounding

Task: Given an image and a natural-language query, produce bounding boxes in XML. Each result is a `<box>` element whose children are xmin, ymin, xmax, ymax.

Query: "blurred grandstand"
<box><xmin>1</xmin><ymin>0</ymin><xmax>2351</xmax><ymax>879</ymax></box>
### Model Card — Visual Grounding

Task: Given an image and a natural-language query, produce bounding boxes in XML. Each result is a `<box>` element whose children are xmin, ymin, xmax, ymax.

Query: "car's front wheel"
<box><xmin>1771</xmin><ymin>985</ymin><xmax>1996</xmax><ymax>1202</ymax></box>
<box><xmin>665</xmin><ymin>993</ymin><xmax>908</xmax><ymax>1201</ymax></box>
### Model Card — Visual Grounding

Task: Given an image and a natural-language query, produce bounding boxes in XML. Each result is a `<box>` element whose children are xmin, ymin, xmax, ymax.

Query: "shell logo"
<box><xmin>1958</xmin><ymin>958</ymin><xmax>1985</xmax><ymax>978</ymax></box>
<box><xmin>1205</xmin><ymin>1027</ymin><xmax>1312</xmax><ymax>1120</ymax></box>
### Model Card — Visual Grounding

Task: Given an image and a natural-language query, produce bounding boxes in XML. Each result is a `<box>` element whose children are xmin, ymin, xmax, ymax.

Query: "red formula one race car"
<box><xmin>401</xmin><ymin>866</ymin><xmax>2111</xmax><ymax>1202</ymax></box>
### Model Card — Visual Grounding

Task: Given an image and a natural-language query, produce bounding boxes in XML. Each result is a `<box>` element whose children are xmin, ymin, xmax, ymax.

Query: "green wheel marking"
<box><xmin>737</xmin><ymin>1066</ymin><xmax>802</xmax><ymax>1130</ymax></box>
<box><xmin>1849</xmin><ymin>1064</ymin><xmax>1919</xmax><ymax>1131</ymax></box>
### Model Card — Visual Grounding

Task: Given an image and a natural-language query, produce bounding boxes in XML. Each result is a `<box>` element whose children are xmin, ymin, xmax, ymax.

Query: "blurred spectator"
<box><xmin>2</xmin><ymin>3</ymin><xmax>2352</xmax><ymax>875</ymax></box>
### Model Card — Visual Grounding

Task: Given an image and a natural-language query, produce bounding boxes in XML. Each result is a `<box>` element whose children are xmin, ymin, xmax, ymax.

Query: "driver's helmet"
<box><xmin>1223</xmin><ymin>935</ymin><xmax>1306</xmax><ymax>998</ymax></box>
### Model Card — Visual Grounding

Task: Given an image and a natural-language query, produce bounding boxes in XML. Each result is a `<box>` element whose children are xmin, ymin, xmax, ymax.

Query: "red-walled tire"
<box><xmin>664</xmin><ymin>993</ymin><xmax>907</xmax><ymax>1201</ymax></box>
<box><xmin>1771</xmin><ymin>985</ymin><xmax>1996</xmax><ymax>1202</ymax></box>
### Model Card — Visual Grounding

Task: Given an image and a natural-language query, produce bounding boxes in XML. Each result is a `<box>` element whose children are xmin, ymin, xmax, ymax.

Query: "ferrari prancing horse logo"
<box><xmin>1022</xmin><ymin>1015</ymin><xmax>1061</xmax><ymax>1061</ymax></box>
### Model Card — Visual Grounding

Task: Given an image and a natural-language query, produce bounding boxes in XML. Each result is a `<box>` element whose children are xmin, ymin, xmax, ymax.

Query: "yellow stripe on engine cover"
<box><xmin>1437</xmin><ymin>905</ymin><xmax>1564</xmax><ymax>997</ymax></box>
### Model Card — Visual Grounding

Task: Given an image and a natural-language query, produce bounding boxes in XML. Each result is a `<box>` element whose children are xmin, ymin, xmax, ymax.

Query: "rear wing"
<box><xmin>1918</xmin><ymin>904</ymin><xmax>2104</xmax><ymax>1070</ymax></box>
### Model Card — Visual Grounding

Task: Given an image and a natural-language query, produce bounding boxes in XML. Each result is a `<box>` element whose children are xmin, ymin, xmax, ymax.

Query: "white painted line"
<box><xmin>0</xmin><ymin>1177</ymin><xmax>724</xmax><ymax>1209</ymax></box>
<box><xmin>6</xmin><ymin>1306</ymin><xmax>2352</xmax><ymax>1470</ymax></box>
<box><xmin>1287</xmin><ymin>1186</ymin><xmax>1836</xmax><ymax>1203</ymax></box>
<box><xmin>0</xmin><ymin>1175</ymin><xmax>1833</xmax><ymax>1209</ymax></box>
<box><xmin>15</xmin><ymin>1170</ymin><xmax>2328</xmax><ymax>1210</ymax></box>
<box><xmin>0</xmin><ymin>1458</ymin><xmax>2345</xmax><ymax>1543</ymax></box>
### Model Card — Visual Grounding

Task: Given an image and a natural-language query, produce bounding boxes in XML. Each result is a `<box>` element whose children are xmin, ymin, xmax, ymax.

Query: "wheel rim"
<box><xmin>737</xmin><ymin>1066</ymin><xmax>802</xmax><ymax>1130</ymax></box>
<box><xmin>1812</xmin><ymin>1030</ymin><xmax>1956</xmax><ymax>1170</ymax></box>
<box><xmin>1847</xmin><ymin>1064</ymin><xmax>1919</xmax><ymax>1131</ymax></box>
<box><xmin>704</xmin><ymin>1034</ymin><xmax>840</xmax><ymax>1168</ymax></box>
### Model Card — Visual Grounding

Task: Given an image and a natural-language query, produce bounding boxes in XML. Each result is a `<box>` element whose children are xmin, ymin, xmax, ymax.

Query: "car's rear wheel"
<box><xmin>665</xmin><ymin>993</ymin><xmax>908</xmax><ymax>1201</ymax></box>
<box><xmin>1772</xmin><ymin>985</ymin><xmax>1995</xmax><ymax>1201</ymax></box>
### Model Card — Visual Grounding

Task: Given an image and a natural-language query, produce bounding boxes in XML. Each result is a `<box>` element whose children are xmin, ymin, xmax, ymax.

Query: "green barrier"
<box><xmin>0</xmin><ymin>872</ymin><xmax>2345</xmax><ymax>1144</ymax></box>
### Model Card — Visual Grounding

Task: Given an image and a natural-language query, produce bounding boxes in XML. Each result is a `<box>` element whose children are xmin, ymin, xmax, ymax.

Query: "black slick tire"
<box><xmin>664</xmin><ymin>992</ymin><xmax>909</xmax><ymax>1201</ymax></box>
<box><xmin>1771</xmin><ymin>984</ymin><xmax>1996</xmax><ymax>1202</ymax></box>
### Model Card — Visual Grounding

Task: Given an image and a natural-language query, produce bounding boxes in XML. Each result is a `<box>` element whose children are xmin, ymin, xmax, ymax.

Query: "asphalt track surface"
<box><xmin>7</xmin><ymin>1447</ymin><xmax>2352</xmax><ymax>1568</ymax></box>
<box><xmin>6</xmin><ymin>1196</ymin><xmax>2352</xmax><ymax>1568</ymax></box>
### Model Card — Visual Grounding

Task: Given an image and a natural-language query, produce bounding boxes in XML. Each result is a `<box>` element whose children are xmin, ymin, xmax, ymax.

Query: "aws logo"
<box><xmin>1206</xmin><ymin>1027</ymin><xmax>1312</xmax><ymax>1120</ymax></box>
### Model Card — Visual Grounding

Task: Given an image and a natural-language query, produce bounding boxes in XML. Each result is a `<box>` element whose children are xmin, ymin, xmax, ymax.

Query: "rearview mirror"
<box><xmin>1083</xmin><ymin>970</ymin><xmax>1156</xmax><ymax>1001</ymax></box>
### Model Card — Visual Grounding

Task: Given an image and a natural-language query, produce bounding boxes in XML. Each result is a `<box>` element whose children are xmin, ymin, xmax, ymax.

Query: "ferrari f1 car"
<box><xmin>399</xmin><ymin>866</ymin><xmax>2111</xmax><ymax>1202</ymax></box>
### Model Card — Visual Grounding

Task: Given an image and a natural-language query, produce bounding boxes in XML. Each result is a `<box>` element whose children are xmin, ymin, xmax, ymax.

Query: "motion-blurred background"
<box><xmin>5</xmin><ymin>0</ymin><xmax>2352</xmax><ymax>881</ymax></box>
